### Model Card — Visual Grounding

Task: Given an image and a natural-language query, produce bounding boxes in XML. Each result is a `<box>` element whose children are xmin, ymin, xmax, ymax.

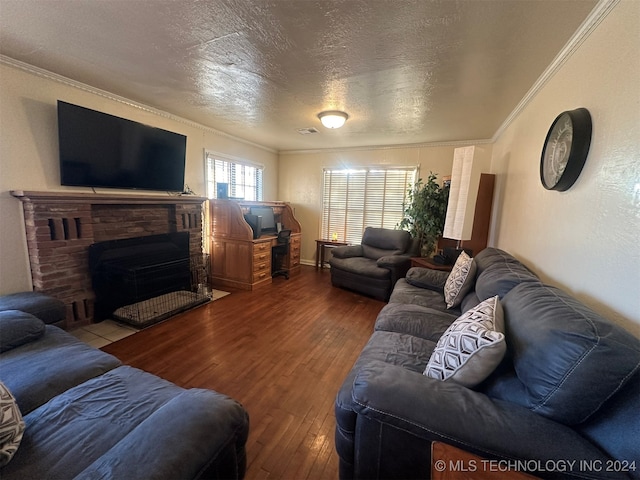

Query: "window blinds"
<box><xmin>205</xmin><ymin>153</ymin><xmax>263</xmax><ymax>201</ymax></box>
<box><xmin>321</xmin><ymin>167</ymin><xmax>417</xmax><ymax>244</ymax></box>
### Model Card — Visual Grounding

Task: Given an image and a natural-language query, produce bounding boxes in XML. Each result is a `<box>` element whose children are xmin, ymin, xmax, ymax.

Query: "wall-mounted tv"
<box><xmin>57</xmin><ymin>101</ymin><xmax>187</xmax><ymax>192</ymax></box>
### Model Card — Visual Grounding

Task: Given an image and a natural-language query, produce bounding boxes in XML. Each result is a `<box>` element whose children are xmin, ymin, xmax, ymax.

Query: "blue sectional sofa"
<box><xmin>0</xmin><ymin>293</ymin><xmax>249</xmax><ymax>479</ymax></box>
<box><xmin>335</xmin><ymin>248</ymin><xmax>640</xmax><ymax>479</ymax></box>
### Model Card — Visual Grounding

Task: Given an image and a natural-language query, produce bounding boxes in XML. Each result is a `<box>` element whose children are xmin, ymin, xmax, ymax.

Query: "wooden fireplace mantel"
<box><xmin>11</xmin><ymin>190</ymin><xmax>206</xmax><ymax>206</ymax></box>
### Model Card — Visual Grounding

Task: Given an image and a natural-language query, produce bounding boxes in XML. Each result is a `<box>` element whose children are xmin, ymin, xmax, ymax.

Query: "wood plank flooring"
<box><xmin>101</xmin><ymin>266</ymin><xmax>385</xmax><ymax>479</ymax></box>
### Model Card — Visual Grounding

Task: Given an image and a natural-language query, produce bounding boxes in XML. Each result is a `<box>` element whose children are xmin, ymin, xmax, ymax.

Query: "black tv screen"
<box><xmin>57</xmin><ymin>101</ymin><xmax>186</xmax><ymax>192</ymax></box>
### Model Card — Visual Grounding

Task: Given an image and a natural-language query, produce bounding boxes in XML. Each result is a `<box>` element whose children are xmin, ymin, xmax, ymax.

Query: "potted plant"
<box><xmin>397</xmin><ymin>172</ymin><xmax>449</xmax><ymax>257</ymax></box>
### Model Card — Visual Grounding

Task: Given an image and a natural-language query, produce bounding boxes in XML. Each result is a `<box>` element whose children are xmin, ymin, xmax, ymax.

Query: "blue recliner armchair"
<box><xmin>329</xmin><ymin>227</ymin><xmax>419</xmax><ymax>301</ymax></box>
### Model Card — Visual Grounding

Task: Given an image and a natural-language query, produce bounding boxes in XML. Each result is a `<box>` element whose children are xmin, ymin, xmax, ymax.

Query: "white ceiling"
<box><xmin>0</xmin><ymin>0</ymin><xmax>598</xmax><ymax>152</ymax></box>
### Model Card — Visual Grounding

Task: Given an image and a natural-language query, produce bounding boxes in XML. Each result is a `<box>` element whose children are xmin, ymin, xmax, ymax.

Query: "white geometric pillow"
<box><xmin>444</xmin><ymin>251</ymin><xmax>477</xmax><ymax>309</ymax></box>
<box><xmin>0</xmin><ymin>381</ymin><xmax>25</xmax><ymax>467</ymax></box>
<box><xmin>424</xmin><ymin>295</ymin><xmax>506</xmax><ymax>387</ymax></box>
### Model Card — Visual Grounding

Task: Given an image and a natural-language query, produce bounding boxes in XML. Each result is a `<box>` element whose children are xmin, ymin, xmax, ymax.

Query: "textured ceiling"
<box><xmin>0</xmin><ymin>0</ymin><xmax>597</xmax><ymax>151</ymax></box>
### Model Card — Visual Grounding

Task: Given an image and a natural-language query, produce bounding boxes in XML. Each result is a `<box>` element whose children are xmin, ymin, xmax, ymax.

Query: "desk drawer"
<box><xmin>289</xmin><ymin>235</ymin><xmax>301</xmax><ymax>268</ymax></box>
<box><xmin>253</xmin><ymin>241</ymin><xmax>271</xmax><ymax>254</ymax></box>
<box><xmin>252</xmin><ymin>269</ymin><xmax>271</xmax><ymax>283</ymax></box>
<box><xmin>253</xmin><ymin>259</ymin><xmax>271</xmax><ymax>273</ymax></box>
<box><xmin>253</xmin><ymin>250</ymin><xmax>270</xmax><ymax>264</ymax></box>
<box><xmin>289</xmin><ymin>248</ymin><xmax>300</xmax><ymax>267</ymax></box>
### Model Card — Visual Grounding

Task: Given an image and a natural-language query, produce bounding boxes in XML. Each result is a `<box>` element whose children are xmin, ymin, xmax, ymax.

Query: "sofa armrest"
<box><xmin>76</xmin><ymin>389</ymin><xmax>249</xmax><ymax>480</ymax></box>
<box><xmin>376</xmin><ymin>254</ymin><xmax>411</xmax><ymax>269</ymax></box>
<box><xmin>377</xmin><ymin>254</ymin><xmax>412</xmax><ymax>286</ymax></box>
<box><xmin>330</xmin><ymin>244</ymin><xmax>363</xmax><ymax>259</ymax></box>
<box><xmin>350</xmin><ymin>362</ymin><xmax>622</xmax><ymax>479</ymax></box>
<box><xmin>0</xmin><ymin>310</ymin><xmax>45</xmax><ymax>352</ymax></box>
<box><xmin>405</xmin><ymin>267</ymin><xmax>449</xmax><ymax>292</ymax></box>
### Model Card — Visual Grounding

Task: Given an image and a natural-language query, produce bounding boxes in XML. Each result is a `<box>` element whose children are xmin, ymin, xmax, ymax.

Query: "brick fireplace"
<box><xmin>11</xmin><ymin>190</ymin><xmax>206</xmax><ymax>329</ymax></box>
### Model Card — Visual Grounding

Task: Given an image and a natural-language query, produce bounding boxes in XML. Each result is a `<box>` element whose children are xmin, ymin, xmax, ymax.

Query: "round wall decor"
<box><xmin>540</xmin><ymin>107</ymin><xmax>592</xmax><ymax>191</ymax></box>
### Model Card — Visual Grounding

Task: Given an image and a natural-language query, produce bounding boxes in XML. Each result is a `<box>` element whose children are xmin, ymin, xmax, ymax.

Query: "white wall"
<box><xmin>0</xmin><ymin>62</ymin><xmax>278</xmax><ymax>295</ymax></box>
<box><xmin>278</xmin><ymin>144</ymin><xmax>490</xmax><ymax>265</ymax></box>
<box><xmin>490</xmin><ymin>0</ymin><xmax>640</xmax><ymax>335</ymax></box>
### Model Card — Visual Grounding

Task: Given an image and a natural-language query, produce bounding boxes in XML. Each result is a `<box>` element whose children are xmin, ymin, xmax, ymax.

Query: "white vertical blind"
<box><xmin>321</xmin><ymin>167</ymin><xmax>417</xmax><ymax>244</ymax></box>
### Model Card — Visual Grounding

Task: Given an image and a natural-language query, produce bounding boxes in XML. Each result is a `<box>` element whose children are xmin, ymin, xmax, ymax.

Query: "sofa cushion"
<box><xmin>575</xmin><ymin>370</ymin><xmax>640</xmax><ymax>470</ymax></box>
<box><xmin>460</xmin><ymin>291</ymin><xmax>481</xmax><ymax>313</ymax></box>
<box><xmin>352</xmin><ymin>331</ymin><xmax>436</xmax><ymax>376</ymax></box>
<box><xmin>328</xmin><ymin>256</ymin><xmax>390</xmax><ymax>279</ymax></box>
<box><xmin>362</xmin><ymin>245</ymin><xmax>403</xmax><ymax>260</ymax></box>
<box><xmin>444</xmin><ymin>251</ymin><xmax>476</xmax><ymax>308</ymax></box>
<box><xmin>0</xmin><ymin>311</ymin><xmax>45</xmax><ymax>353</ymax></box>
<box><xmin>0</xmin><ymin>326</ymin><xmax>121</xmax><ymax>415</ymax></box>
<box><xmin>498</xmin><ymin>282</ymin><xmax>640</xmax><ymax>425</ymax></box>
<box><xmin>362</xmin><ymin>227</ymin><xmax>410</xmax><ymax>253</ymax></box>
<box><xmin>0</xmin><ymin>292</ymin><xmax>66</xmax><ymax>325</ymax></box>
<box><xmin>0</xmin><ymin>382</ymin><xmax>24</xmax><ymax>467</ymax></box>
<box><xmin>474</xmin><ymin>249</ymin><xmax>539</xmax><ymax>301</ymax></box>
<box><xmin>388</xmin><ymin>279</ymin><xmax>456</xmax><ymax>314</ymax></box>
<box><xmin>405</xmin><ymin>267</ymin><xmax>448</xmax><ymax>292</ymax></box>
<box><xmin>374</xmin><ymin>303</ymin><xmax>457</xmax><ymax>341</ymax></box>
<box><xmin>424</xmin><ymin>296</ymin><xmax>506</xmax><ymax>387</ymax></box>
<box><xmin>2</xmin><ymin>366</ymin><xmax>245</xmax><ymax>479</ymax></box>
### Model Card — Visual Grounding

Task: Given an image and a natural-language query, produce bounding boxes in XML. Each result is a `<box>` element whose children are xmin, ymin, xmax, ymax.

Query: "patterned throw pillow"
<box><xmin>0</xmin><ymin>381</ymin><xmax>25</xmax><ymax>467</ymax></box>
<box><xmin>424</xmin><ymin>295</ymin><xmax>506</xmax><ymax>387</ymax></box>
<box><xmin>444</xmin><ymin>251</ymin><xmax>477</xmax><ymax>308</ymax></box>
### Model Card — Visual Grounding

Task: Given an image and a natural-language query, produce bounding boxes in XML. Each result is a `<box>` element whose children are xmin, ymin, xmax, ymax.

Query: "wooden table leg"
<box><xmin>315</xmin><ymin>242</ymin><xmax>321</xmax><ymax>269</ymax></box>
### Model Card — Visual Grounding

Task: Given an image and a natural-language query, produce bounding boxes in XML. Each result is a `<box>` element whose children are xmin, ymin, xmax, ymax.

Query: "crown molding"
<box><xmin>0</xmin><ymin>55</ymin><xmax>277</xmax><ymax>155</ymax></box>
<box><xmin>492</xmin><ymin>0</ymin><xmax>619</xmax><ymax>142</ymax></box>
<box><xmin>279</xmin><ymin>138</ymin><xmax>494</xmax><ymax>156</ymax></box>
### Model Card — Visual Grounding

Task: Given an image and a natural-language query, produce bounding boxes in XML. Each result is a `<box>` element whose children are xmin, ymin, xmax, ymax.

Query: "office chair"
<box><xmin>272</xmin><ymin>229</ymin><xmax>291</xmax><ymax>279</ymax></box>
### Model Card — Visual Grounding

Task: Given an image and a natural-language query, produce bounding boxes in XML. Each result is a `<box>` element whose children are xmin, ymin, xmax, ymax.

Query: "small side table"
<box><xmin>410</xmin><ymin>256</ymin><xmax>453</xmax><ymax>272</ymax></box>
<box><xmin>315</xmin><ymin>239</ymin><xmax>348</xmax><ymax>269</ymax></box>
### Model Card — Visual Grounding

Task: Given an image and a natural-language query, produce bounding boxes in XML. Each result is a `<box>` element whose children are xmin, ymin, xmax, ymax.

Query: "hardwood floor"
<box><xmin>102</xmin><ymin>265</ymin><xmax>385</xmax><ymax>479</ymax></box>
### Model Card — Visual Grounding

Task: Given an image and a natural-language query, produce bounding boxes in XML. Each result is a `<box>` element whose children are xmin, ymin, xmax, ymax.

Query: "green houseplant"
<box><xmin>397</xmin><ymin>172</ymin><xmax>449</xmax><ymax>257</ymax></box>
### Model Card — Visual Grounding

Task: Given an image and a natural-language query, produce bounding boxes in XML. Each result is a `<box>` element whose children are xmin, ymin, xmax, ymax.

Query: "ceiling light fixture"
<box><xmin>318</xmin><ymin>110</ymin><xmax>349</xmax><ymax>129</ymax></box>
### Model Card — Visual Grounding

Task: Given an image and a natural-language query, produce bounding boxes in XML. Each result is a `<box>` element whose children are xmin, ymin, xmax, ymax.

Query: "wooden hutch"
<box><xmin>209</xmin><ymin>200</ymin><xmax>302</xmax><ymax>290</ymax></box>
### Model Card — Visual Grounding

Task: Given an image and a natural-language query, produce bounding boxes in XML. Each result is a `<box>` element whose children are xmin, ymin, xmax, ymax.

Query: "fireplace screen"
<box><xmin>89</xmin><ymin>233</ymin><xmax>210</xmax><ymax>328</ymax></box>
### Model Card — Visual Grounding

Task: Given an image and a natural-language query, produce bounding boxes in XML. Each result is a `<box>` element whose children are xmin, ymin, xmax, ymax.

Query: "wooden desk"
<box><xmin>411</xmin><ymin>256</ymin><xmax>453</xmax><ymax>272</ymax></box>
<box><xmin>315</xmin><ymin>239</ymin><xmax>348</xmax><ymax>269</ymax></box>
<box><xmin>209</xmin><ymin>200</ymin><xmax>302</xmax><ymax>290</ymax></box>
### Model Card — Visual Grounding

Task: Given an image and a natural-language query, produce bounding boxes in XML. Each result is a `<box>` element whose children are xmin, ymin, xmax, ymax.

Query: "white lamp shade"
<box><xmin>318</xmin><ymin>111</ymin><xmax>348</xmax><ymax>129</ymax></box>
<box><xmin>443</xmin><ymin>146</ymin><xmax>486</xmax><ymax>241</ymax></box>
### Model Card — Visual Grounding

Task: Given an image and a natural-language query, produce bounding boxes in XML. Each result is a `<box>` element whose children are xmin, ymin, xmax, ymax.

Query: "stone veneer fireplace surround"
<box><xmin>11</xmin><ymin>190</ymin><xmax>206</xmax><ymax>329</ymax></box>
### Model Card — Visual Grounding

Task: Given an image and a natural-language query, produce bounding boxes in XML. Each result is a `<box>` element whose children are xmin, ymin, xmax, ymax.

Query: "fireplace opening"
<box><xmin>89</xmin><ymin>232</ymin><xmax>210</xmax><ymax>328</ymax></box>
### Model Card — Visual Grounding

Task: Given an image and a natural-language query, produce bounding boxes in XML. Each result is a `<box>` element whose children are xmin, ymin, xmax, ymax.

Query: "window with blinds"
<box><xmin>321</xmin><ymin>167</ymin><xmax>417</xmax><ymax>245</ymax></box>
<box><xmin>205</xmin><ymin>153</ymin><xmax>263</xmax><ymax>201</ymax></box>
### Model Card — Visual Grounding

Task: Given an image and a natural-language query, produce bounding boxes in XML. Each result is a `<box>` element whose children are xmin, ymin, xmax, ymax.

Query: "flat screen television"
<box><xmin>57</xmin><ymin>100</ymin><xmax>187</xmax><ymax>192</ymax></box>
<box><xmin>249</xmin><ymin>206</ymin><xmax>277</xmax><ymax>233</ymax></box>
